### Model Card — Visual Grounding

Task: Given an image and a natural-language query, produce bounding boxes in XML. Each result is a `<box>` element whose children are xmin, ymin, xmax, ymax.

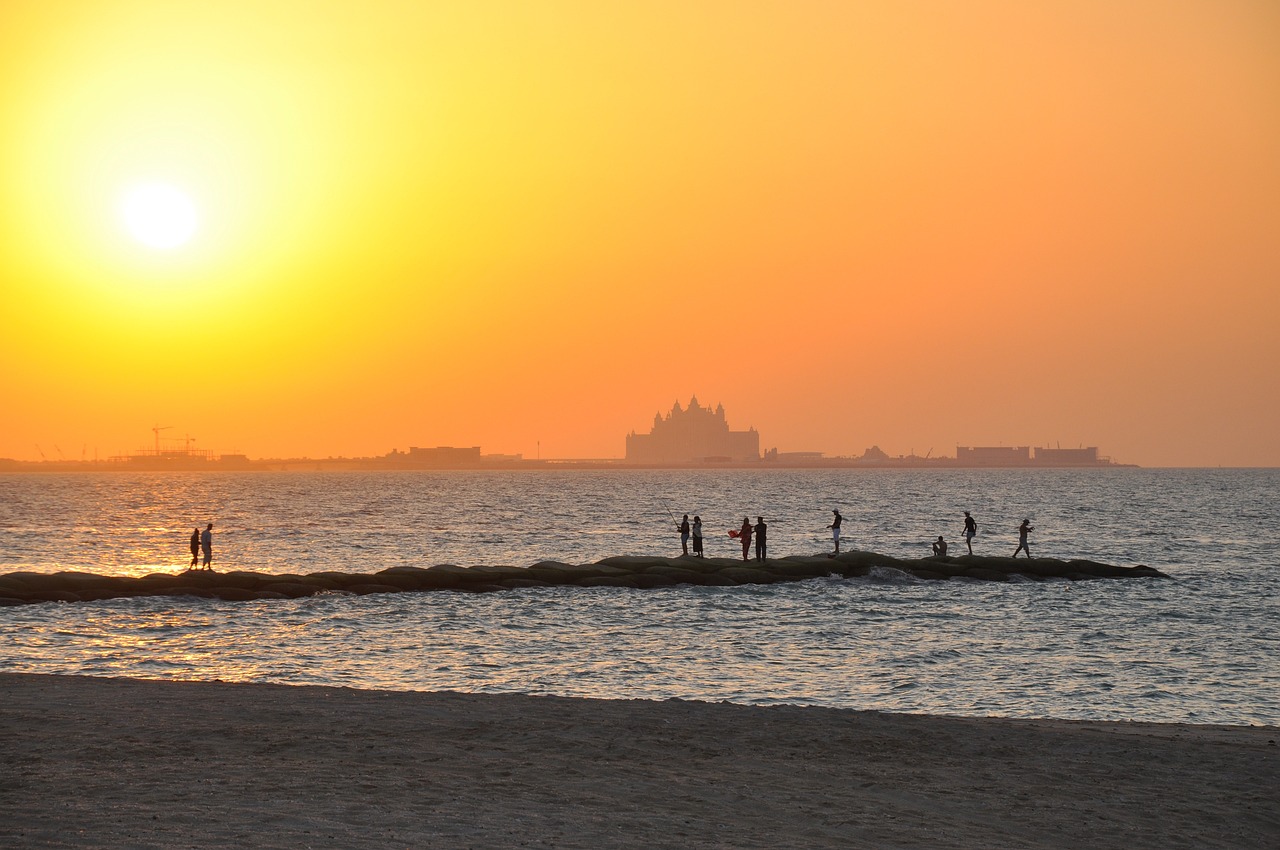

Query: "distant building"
<box><xmin>394</xmin><ymin>446</ymin><xmax>482</xmax><ymax>468</ymax></box>
<box><xmin>957</xmin><ymin>446</ymin><xmax>1032</xmax><ymax>466</ymax></box>
<box><xmin>1033</xmin><ymin>446</ymin><xmax>1102</xmax><ymax>465</ymax></box>
<box><xmin>955</xmin><ymin>445</ymin><xmax>1115</xmax><ymax>467</ymax></box>
<box><xmin>766</xmin><ymin>450</ymin><xmax>825</xmax><ymax>463</ymax></box>
<box><xmin>626</xmin><ymin>397</ymin><xmax>760</xmax><ymax>464</ymax></box>
<box><xmin>481</xmin><ymin>453</ymin><xmax>525</xmax><ymax>463</ymax></box>
<box><xmin>860</xmin><ymin>445</ymin><xmax>892</xmax><ymax>463</ymax></box>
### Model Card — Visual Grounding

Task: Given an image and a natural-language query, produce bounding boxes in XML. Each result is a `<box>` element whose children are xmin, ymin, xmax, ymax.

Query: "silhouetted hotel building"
<box><xmin>626</xmin><ymin>397</ymin><xmax>760</xmax><ymax>464</ymax></box>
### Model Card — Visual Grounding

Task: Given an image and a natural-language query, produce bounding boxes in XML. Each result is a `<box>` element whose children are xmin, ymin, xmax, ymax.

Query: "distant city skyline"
<box><xmin>3</xmin><ymin>2</ymin><xmax>1277</xmax><ymax>467</ymax></box>
<box><xmin>0</xmin><ymin>400</ymin><xmax>1133</xmax><ymax>469</ymax></box>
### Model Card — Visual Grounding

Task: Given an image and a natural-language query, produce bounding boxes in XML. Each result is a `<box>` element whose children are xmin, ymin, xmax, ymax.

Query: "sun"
<box><xmin>119</xmin><ymin>182</ymin><xmax>199</xmax><ymax>250</ymax></box>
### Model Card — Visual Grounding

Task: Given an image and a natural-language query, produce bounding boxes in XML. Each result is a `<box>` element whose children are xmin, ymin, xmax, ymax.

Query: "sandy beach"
<box><xmin>2</xmin><ymin>674</ymin><xmax>1275</xmax><ymax>849</ymax></box>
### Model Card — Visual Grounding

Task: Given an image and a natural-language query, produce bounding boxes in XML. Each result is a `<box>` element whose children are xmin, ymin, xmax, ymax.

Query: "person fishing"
<box><xmin>828</xmin><ymin>509</ymin><xmax>845</xmax><ymax>555</ymax></box>
<box><xmin>678</xmin><ymin>514</ymin><xmax>691</xmax><ymax>556</ymax></box>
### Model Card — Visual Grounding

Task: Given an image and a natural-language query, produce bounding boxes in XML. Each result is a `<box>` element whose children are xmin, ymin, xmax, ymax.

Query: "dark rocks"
<box><xmin>0</xmin><ymin>554</ymin><xmax>1170</xmax><ymax>606</ymax></box>
<box><xmin>211</xmin><ymin>587</ymin><xmax>259</xmax><ymax>602</ymax></box>
<box><xmin>962</xmin><ymin>568</ymin><xmax>1011</xmax><ymax>582</ymax></box>
<box><xmin>525</xmin><ymin>565</ymin><xmax>572</xmax><ymax>584</ymax></box>
<box><xmin>772</xmin><ymin>558</ymin><xmax>837</xmax><ymax>579</ymax></box>
<box><xmin>155</xmin><ymin>587</ymin><xmax>219</xmax><ymax>599</ymax></box>
<box><xmin>499</xmin><ymin>578</ymin><xmax>551</xmax><ymax>589</ymax></box>
<box><xmin>631</xmin><ymin>573</ymin><xmax>678</xmax><ymax>589</ymax></box>
<box><xmin>697</xmin><ymin>573</ymin><xmax>740</xmax><ymax>586</ymax></box>
<box><xmin>644</xmin><ymin>566</ymin><xmax>710</xmax><ymax>584</ymax></box>
<box><xmin>717</xmin><ymin>567</ymin><xmax>778</xmax><ymax>585</ymax></box>
<box><xmin>578</xmin><ymin>576</ymin><xmax>642</xmax><ymax>589</ymax></box>
<box><xmin>208</xmin><ymin>571</ymin><xmax>269</xmax><ymax>590</ymax></box>
<box><xmin>260</xmin><ymin>582</ymin><xmax>321</xmax><ymax>599</ymax></box>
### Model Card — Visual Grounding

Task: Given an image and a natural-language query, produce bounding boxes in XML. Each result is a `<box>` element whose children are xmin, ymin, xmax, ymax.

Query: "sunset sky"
<box><xmin>3</xmin><ymin>1</ymin><xmax>1277</xmax><ymax>466</ymax></box>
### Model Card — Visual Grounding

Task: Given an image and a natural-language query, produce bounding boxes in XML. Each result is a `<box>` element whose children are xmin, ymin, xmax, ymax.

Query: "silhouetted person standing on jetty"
<box><xmin>738</xmin><ymin>517</ymin><xmax>753</xmax><ymax>561</ymax></box>
<box><xmin>962</xmin><ymin>511</ymin><xmax>977</xmax><ymax>555</ymax></box>
<box><xmin>188</xmin><ymin>528</ymin><xmax>200</xmax><ymax>569</ymax></box>
<box><xmin>692</xmin><ymin>516</ymin><xmax>704</xmax><ymax>557</ymax></box>
<box><xmin>754</xmin><ymin>517</ymin><xmax>767</xmax><ymax>561</ymax></box>
<box><xmin>1013</xmin><ymin>519</ymin><xmax>1033</xmax><ymax>558</ymax></box>
<box><xmin>201</xmin><ymin>523</ymin><xmax>213</xmax><ymax>570</ymax></box>
<box><xmin>678</xmin><ymin>514</ymin><xmax>691</xmax><ymax>556</ymax></box>
<box><xmin>933</xmin><ymin>536</ymin><xmax>948</xmax><ymax>556</ymax></box>
<box><xmin>829</xmin><ymin>510</ymin><xmax>845</xmax><ymax>555</ymax></box>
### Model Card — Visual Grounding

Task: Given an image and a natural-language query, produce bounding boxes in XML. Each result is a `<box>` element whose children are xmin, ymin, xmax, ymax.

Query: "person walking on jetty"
<box><xmin>692</xmin><ymin>516</ymin><xmax>704</xmax><ymax>557</ymax></box>
<box><xmin>933</xmin><ymin>536</ymin><xmax>948</xmax><ymax>557</ymax></box>
<box><xmin>828</xmin><ymin>509</ymin><xmax>845</xmax><ymax>555</ymax></box>
<box><xmin>738</xmin><ymin>517</ymin><xmax>753</xmax><ymax>561</ymax></box>
<box><xmin>188</xmin><ymin>528</ymin><xmax>200</xmax><ymax>570</ymax></box>
<box><xmin>1013</xmin><ymin>519</ymin><xmax>1034</xmax><ymax>558</ymax></box>
<box><xmin>678</xmin><ymin>514</ymin><xmax>691</xmax><ymax>556</ymax></box>
<box><xmin>962</xmin><ymin>511</ymin><xmax>977</xmax><ymax>555</ymax></box>
<box><xmin>754</xmin><ymin>517</ymin><xmax>768</xmax><ymax>561</ymax></box>
<box><xmin>200</xmin><ymin>523</ymin><xmax>214</xmax><ymax>570</ymax></box>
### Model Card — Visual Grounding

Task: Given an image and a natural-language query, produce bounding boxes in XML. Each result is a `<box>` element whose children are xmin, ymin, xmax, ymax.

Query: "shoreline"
<box><xmin>3</xmin><ymin>673</ymin><xmax>1275</xmax><ymax>849</ymax></box>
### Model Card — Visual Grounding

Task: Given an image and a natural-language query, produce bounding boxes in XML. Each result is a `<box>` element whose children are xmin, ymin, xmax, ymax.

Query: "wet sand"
<box><xmin>1</xmin><ymin>673</ymin><xmax>1275</xmax><ymax>849</ymax></box>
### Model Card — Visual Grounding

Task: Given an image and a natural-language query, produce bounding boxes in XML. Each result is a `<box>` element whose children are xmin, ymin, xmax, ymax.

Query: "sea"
<box><xmin>1</xmin><ymin>468</ymin><xmax>1276</xmax><ymax>725</ymax></box>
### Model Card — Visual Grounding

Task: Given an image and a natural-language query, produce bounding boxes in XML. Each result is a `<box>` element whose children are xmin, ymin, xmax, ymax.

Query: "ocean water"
<box><xmin>1</xmin><ymin>469</ymin><xmax>1276</xmax><ymax>725</ymax></box>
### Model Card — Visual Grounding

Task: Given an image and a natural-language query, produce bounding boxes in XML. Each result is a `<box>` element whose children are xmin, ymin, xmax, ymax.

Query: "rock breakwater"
<box><xmin>0</xmin><ymin>552</ymin><xmax>1169</xmax><ymax>606</ymax></box>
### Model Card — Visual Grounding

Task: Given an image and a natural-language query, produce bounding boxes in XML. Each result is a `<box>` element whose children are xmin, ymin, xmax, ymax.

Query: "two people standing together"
<box><xmin>188</xmin><ymin>523</ymin><xmax>214</xmax><ymax>570</ymax></box>
<box><xmin>677</xmin><ymin>514</ymin><xmax>704</xmax><ymax>558</ymax></box>
<box><xmin>737</xmin><ymin>517</ymin><xmax>766</xmax><ymax>562</ymax></box>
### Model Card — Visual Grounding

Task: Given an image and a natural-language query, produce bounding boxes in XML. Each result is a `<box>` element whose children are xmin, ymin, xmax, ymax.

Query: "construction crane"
<box><xmin>152</xmin><ymin>425</ymin><xmax>173</xmax><ymax>455</ymax></box>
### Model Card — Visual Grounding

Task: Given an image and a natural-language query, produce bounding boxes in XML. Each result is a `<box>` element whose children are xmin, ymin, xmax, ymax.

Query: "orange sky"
<box><xmin>2</xmin><ymin>1</ymin><xmax>1278</xmax><ymax>466</ymax></box>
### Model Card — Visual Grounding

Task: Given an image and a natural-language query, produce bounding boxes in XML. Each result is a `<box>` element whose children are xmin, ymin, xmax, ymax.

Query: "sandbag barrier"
<box><xmin>0</xmin><ymin>552</ymin><xmax>1170</xmax><ymax>606</ymax></box>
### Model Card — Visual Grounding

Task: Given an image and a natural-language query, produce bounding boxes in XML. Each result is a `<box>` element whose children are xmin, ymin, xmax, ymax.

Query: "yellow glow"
<box><xmin>120</xmin><ymin>183</ymin><xmax>198</xmax><ymax>250</ymax></box>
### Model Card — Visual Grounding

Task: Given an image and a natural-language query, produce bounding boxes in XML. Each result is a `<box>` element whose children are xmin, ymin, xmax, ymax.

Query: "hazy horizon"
<box><xmin>4</xmin><ymin>1</ymin><xmax>1278</xmax><ymax>467</ymax></box>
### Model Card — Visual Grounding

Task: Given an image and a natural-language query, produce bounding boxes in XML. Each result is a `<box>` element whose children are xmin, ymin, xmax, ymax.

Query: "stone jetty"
<box><xmin>0</xmin><ymin>552</ymin><xmax>1169</xmax><ymax>606</ymax></box>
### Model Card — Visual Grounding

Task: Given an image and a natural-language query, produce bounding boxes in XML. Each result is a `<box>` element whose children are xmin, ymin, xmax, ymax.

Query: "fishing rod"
<box><xmin>659</xmin><ymin>497</ymin><xmax>680</xmax><ymax>530</ymax></box>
